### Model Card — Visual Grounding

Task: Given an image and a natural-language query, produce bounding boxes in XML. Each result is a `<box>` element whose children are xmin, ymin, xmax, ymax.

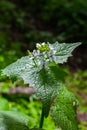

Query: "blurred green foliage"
<box><xmin>0</xmin><ymin>0</ymin><xmax>87</xmax><ymax>48</ymax></box>
<box><xmin>0</xmin><ymin>32</ymin><xmax>21</xmax><ymax>69</ymax></box>
<box><xmin>0</xmin><ymin>0</ymin><xmax>86</xmax><ymax>70</ymax></box>
<box><xmin>0</xmin><ymin>0</ymin><xmax>86</xmax><ymax>68</ymax></box>
<box><xmin>65</xmin><ymin>70</ymin><xmax>87</xmax><ymax>130</ymax></box>
<box><xmin>66</xmin><ymin>70</ymin><xmax>87</xmax><ymax>112</ymax></box>
<box><xmin>0</xmin><ymin>96</ymin><xmax>57</xmax><ymax>130</ymax></box>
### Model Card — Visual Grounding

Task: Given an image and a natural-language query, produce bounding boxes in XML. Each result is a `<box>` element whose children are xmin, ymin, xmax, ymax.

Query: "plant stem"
<box><xmin>39</xmin><ymin>106</ymin><xmax>44</xmax><ymax>128</ymax></box>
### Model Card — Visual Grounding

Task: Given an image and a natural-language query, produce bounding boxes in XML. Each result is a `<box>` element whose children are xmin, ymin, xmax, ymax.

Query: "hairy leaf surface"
<box><xmin>1</xmin><ymin>42</ymin><xmax>81</xmax><ymax>117</ymax></box>
<box><xmin>1</xmin><ymin>56</ymin><xmax>62</xmax><ymax>117</ymax></box>
<box><xmin>51</xmin><ymin>87</ymin><xmax>78</xmax><ymax>130</ymax></box>
<box><xmin>49</xmin><ymin>42</ymin><xmax>81</xmax><ymax>64</ymax></box>
<box><xmin>0</xmin><ymin>111</ymin><xmax>29</xmax><ymax>130</ymax></box>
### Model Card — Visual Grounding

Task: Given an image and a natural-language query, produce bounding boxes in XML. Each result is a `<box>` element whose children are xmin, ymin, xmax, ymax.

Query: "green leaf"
<box><xmin>2</xmin><ymin>56</ymin><xmax>61</xmax><ymax>117</ymax></box>
<box><xmin>48</xmin><ymin>62</ymin><xmax>67</xmax><ymax>82</ymax></box>
<box><xmin>1</xmin><ymin>42</ymin><xmax>81</xmax><ymax>118</ymax></box>
<box><xmin>0</xmin><ymin>111</ymin><xmax>30</xmax><ymax>130</ymax></box>
<box><xmin>51</xmin><ymin>86</ymin><xmax>78</xmax><ymax>130</ymax></box>
<box><xmin>1</xmin><ymin>56</ymin><xmax>35</xmax><ymax>82</ymax></box>
<box><xmin>49</xmin><ymin>42</ymin><xmax>81</xmax><ymax>64</ymax></box>
<box><xmin>0</xmin><ymin>98</ymin><xmax>9</xmax><ymax>110</ymax></box>
<box><xmin>30</xmin><ymin>67</ymin><xmax>61</xmax><ymax>117</ymax></box>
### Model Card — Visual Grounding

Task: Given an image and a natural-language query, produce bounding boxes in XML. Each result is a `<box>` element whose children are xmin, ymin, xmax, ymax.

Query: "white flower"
<box><xmin>41</xmin><ymin>42</ymin><xmax>45</xmax><ymax>46</ymax></box>
<box><xmin>36</xmin><ymin>43</ymin><xmax>41</xmax><ymax>48</ymax></box>
<box><xmin>32</xmin><ymin>50</ymin><xmax>40</xmax><ymax>57</ymax></box>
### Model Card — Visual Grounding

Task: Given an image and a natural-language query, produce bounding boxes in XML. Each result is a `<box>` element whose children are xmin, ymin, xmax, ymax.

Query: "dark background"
<box><xmin>0</xmin><ymin>0</ymin><xmax>87</xmax><ymax>70</ymax></box>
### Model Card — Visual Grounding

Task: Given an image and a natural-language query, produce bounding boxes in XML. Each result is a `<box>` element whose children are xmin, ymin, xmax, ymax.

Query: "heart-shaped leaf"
<box><xmin>1</xmin><ymin>42</ymin><xmax>81</xmax><ymax>118</ymax></box>
<box><xmin>0</xmin><ymin>111</ymin><xmax>29</xmax><ymax>130</ymax></box>
<box><xmin>1</xmin><ymin>56</ymin><xmax>62</xmax><ymax>117</ymax></box>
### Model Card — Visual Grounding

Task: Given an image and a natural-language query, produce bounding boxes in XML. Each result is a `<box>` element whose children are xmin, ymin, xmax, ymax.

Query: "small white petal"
<box><xmin>42</xmin><ymin>42</ymin><xmax>45</xmax><ymax>46</ymax></box>
<box><xmin>36</xmin><ymin>43</ymin><xmax>41</xmax><ymax>48</ymax></box>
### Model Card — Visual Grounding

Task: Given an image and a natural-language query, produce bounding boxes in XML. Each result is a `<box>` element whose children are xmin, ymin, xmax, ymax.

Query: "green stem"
<box><xmin>39</xmin><ymin>106</ymin><xmax>44</xmax><ymax>128</ymax></box>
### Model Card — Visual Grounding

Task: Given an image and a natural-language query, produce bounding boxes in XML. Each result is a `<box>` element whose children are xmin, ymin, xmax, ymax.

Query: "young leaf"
<box><xmin>48</xmin><ymin>42</ymin><xmax>81</xmax><ymax>64</ymax></box>
<box><xmin>51</xmin><ymin>86</ymin><xmax>78</xmax><ymax>130</ymax></box>
<box><xmin>0</xmin><ymin>111</ymin><xmax>30</xmax><ymax>130</ymax></box>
